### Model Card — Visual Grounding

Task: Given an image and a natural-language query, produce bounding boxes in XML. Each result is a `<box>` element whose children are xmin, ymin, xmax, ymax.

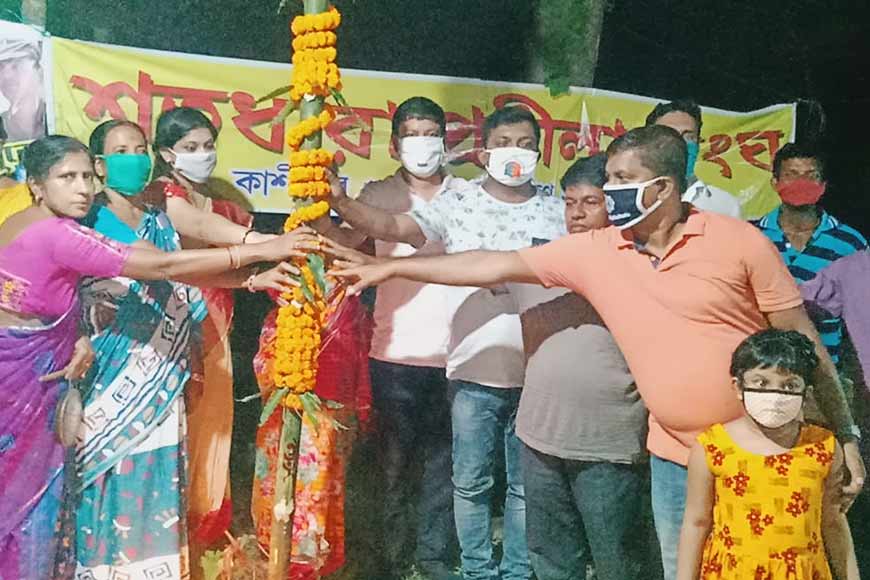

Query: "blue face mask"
<box><xmin>102</xmin><ymin>153</ymin><xmax>152</xmax><ymax>196</ymax></box>
<box><xmin>685</xmin><ymin>141</ymin><xmax>700</xmax><ymax>179</ymax></box>
<box><xmin>603</xmin><ymin>177</ymin><xmax>665</xmax><ymax>230</ymax></box>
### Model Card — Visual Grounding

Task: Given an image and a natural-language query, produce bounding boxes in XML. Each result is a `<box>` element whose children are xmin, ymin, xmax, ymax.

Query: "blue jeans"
<box><xmin>450</xmin><ymin>380</ymin><xmax>530</xmax><ymax>580</ymax></box>
<box><xmin>650</xmin><ymin>455</ymin><xmax>688</xmax><ymax>580</ymax></box>
<box><xmin>521</xmin><ymin>444</ymin><xmax>648</xmax><ymax>580</ymax></box>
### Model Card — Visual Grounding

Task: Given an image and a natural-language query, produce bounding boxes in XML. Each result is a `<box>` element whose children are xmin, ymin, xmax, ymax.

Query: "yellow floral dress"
<box><xmin>698</xmin><ymin>423</ymin><xmax>835</xmax><ymax>580</ymax></box>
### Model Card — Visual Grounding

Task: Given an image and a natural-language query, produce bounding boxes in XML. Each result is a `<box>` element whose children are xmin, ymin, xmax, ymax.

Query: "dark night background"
<box><xmin>7</xmin><ymin>1</ymin><xmax>869</xmax><ymax>572</ymax></box>
<box><xmin>40</xmin><ymin>0</ymin><xmax>870</xmax><ymax>235</ymax></box>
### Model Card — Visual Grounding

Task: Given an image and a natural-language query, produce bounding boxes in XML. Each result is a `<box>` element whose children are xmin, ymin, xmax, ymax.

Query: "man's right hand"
<box><xmin>329</xmin><ymin>260</ymin><xmax>395</xmax><ymax>296</ymax></box>
<box><xmin>326</xmin><ymin>168</ymin><xmax>348</xmax><ymax>209</ymax></box>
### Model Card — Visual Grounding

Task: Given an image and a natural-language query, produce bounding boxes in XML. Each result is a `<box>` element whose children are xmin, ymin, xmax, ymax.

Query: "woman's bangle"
<box><xmin>244</xmin><ymin>272</ymin><xmax>258</xmax><ymax>293</ymax></box>
<box><xmin>227</xmin><ymin>245</ymin><xmax>242</xmax><ymax>270</ymax></box>
<box><xmin>241</xmin><ymin>228</ymin><xmax>255</xmax><ymax>244</ymax></box>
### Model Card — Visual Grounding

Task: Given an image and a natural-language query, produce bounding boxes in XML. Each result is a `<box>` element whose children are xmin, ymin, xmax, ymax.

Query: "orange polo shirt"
<box><xmin>518</xmin><ymin>210</ymin><xmax>803</xmax><ymax>465</ymax></box>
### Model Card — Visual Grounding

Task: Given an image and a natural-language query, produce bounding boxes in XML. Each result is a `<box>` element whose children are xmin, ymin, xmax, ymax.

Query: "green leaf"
<box><xmin>300</xmin><ymin>392</ymin><xmax>323</xmax><ymax>431</ymax></box>
<box><xmin>257</xmin><ymin>84</ymin><xmax>293</xmax><ymax>104</ymax></box>
<box><xmin>200</xmin><ymin>551</ymin><xmax>223</xmax><ymax>580</ymax></box>
<box><xmin>329</xmin><ymin>87</ymin><xmax>350</xmax><ymax>110</ymax></box>
<box><xmin>270</xmin><ymin>100</ymin><xmax>300</xmax><ymax>127</ymax></box>
<box><xmin>307</xmin><ymin>253</ymin><xmax>329</xmax><ymax>295</ymax></box>
<box><xmin>547</xmin><ymin>77</ymin><xmax>571</xmax><ymax>98</ymax></box>
<box><xmin>300</xmin><ymin>275</ymin><xmax>315</xmax><ymax>303</ymax></box>
<box><xmin>259</xmin><ymin>388</ymin><xmax>288</xmax><ymax>426</ymax></box>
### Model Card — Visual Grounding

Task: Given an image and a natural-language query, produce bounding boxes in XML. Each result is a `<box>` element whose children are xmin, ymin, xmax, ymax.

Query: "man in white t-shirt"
<box><xmin>329</xmin><ymin>107</ymin><xmax>565</xmax><ymax>580</ymax></box>
<box><xmin>646</xmin><ymin>99</ymin><xmax>743</xmax><ymax>219</ymax></box>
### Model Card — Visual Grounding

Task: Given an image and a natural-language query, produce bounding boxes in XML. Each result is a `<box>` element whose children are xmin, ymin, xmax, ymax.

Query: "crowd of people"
<box><xmin>0</xmin><ymin>93</ymin><xmax>867</xmax><ymax>580</ymax></box>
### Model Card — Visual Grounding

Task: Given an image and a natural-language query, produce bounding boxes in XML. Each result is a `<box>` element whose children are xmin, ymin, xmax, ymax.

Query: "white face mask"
<box><xmin>173</xmin><ymin>150</ymin><xmax>217</xmax><ymax>183</ymax></box>
<box><xmin>485</xmin><ymin>147</ymin><xmax>539</xmax><ymax>186</ymax></box>
<box><xmin>399</xmin><ymin>136</ymin><xmax>445</xmax><ymax>178</ymax></box>
<box><xmin>742</xmin><ymin>390</ymin><xmax>804</xmax><ymax>429</ymax></box>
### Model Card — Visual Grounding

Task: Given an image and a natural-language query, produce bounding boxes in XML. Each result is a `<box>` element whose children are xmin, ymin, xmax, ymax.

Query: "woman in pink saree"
<box><xmin>0</xmin><ymin>135</ymin><xmax>315</xmax><ymax>579</ymax></box>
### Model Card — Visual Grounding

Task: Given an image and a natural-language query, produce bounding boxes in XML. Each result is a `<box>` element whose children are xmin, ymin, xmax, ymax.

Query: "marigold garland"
<box><xmin>273</xmin><ymin>4</ymin><xmax>343</xmax><ymax>404</ymax></box>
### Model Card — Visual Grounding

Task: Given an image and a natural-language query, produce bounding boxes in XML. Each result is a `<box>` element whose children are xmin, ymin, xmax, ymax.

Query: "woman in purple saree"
<box><xmin>0</xmin><ymin>135</ymin><xmax>312</xmax><ymax>579</ymax></box>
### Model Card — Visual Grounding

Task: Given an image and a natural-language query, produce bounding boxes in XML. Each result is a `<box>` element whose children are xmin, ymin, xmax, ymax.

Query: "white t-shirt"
<box><xmin>683</xmin><ymin>179</ymin><xmax>743</xmax><ymax>219</ymax></box>
<box><xmin>359</xmin><ymin>172</ymin><xmax>461</xmax><ymax>367</ymax></box>
<box><xmin>410</xmin><ymin>183</ymin><xmax>566</xmax><ymax>388</ymax></box>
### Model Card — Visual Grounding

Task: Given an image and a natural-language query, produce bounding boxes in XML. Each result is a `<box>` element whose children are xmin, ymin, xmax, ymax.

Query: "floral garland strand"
<box><xmin>273</xmin><ymin>3</ymin><xmax>342</xmax><ymax>409</ymax></box>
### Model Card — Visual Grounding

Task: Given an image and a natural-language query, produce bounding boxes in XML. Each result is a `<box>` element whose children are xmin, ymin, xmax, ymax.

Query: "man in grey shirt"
<box><xmin>507</xmin><ymin>155</ymin><xmax>649</xmax><ymax>580</ymax></box>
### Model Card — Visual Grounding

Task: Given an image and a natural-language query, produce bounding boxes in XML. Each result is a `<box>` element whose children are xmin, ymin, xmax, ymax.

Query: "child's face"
<box><xmin>735</xmin><ymin>366</ymin><xmax>808</xmax><ymax>397</ymax></box>
<box><xmin>733</xmin><ymin>366</ymin><xmax>808</xmax><ymax>429</ymax></box>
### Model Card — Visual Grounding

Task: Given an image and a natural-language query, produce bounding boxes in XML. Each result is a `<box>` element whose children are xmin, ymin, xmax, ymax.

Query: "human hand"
<box><xmin>40</xmin><ymin>335</ymin><xmax>95</xmax><ymax>382</ymax></box>
<box><xmin>840</xmin><ymin>440</ymin><xmax>866</xmax><ymax>512</ymax></box>
<box><xmin>260</xmin><ymin>226</ymin><xmax>321</xmax><ymax>261</ymax></box>
<box><xmin>249</xmin><ymin>262</ymin><xmax>302</xmax><ymax>294</ymax></box>
<box><xmin>329</xmin><ymin>260</ymin><xmax>395</xmax><ymax>296</ymax></box>
<box><xmin>325</xmin><ymin>168</ymin><xmax>349</xmax><ymax>207</ymax></box>
<box><xmin>321</xmin><ymin>236</ymin><xmax>381</xmax><ymax>269</ymax></box>
<box><xmin>246</xmin><ymin>231</ymin><xmax>278</xmax><ymax>244</ymax></box>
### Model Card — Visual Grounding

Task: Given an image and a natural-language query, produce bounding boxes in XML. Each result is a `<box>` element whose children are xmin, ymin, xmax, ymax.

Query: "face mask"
<box><xmin>685</xmin><ymin>141</ymin><xmax>700</xmax><ymax>179</ymax></box>
<box><xmin>399</xmin><ymin>136</ymin><xmax>445</xmax><ymax>178</ymax></box>
<box><xmin>173</xmin><ymin>150</ymin><xmax>217</xmax><ymax>183</ymax></box>
<box><xmin>776</xmin><ymin>178</ymin><xmax>825</xmax><ymax>207</ymax></box>
<box><xmin>602</xmin><ymin>177</ymin><xmax>665</xmax><ymax>229</ymax></box>
<box><xmin>485</xmin><ymin>147</ymin><xmax>539</xmax><ymax>186</ymax></box>
<box><xmin>743</xmin><ymin>389</ymin><xmax>804</xmax><ymax>428</ymax></box>
<box><xmin>102</xmin><ymin>153</ymin><xmax>152</xmax><ymax>196</ymax></box>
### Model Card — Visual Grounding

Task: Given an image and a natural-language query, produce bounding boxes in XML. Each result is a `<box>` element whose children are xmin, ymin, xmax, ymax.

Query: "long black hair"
<box><xmin>152</xmin><ymin>107</ymin><xmax>219</xmax><ymax>178</ymax></box>
<box><xmin>730</xmin><ymin>329</ymin><xmax>819</xmax><ymax>385</ymax></box>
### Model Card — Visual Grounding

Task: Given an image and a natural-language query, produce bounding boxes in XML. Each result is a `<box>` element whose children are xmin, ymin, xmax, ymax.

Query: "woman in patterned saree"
<box><xmin>0</xmin><ymin>135</ymin><xmax>313</xmax><ymax>580</ymax></box>
<box><xmin>74</xmin><ymin>119</ymin><xmax>312</xmax><ymax>579</ymax></box>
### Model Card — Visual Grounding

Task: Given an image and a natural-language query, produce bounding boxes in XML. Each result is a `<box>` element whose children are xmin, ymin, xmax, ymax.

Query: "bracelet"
<box><xmin>244</xmin><ymin>272</ymin><xmax>258</xmax><ymax>293</ymax></box>
<box><xmin>242</xmin><ymin>228</ymin><xmax>255</xmax><ymax>244</ymax></box>
<box><xmin>227</xmin><ymin>245</ymin><xmax>242</xmax><ymax>270</ymax></box>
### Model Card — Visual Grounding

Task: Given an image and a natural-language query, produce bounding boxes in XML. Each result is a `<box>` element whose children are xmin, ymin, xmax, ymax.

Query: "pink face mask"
<box><xmin>776</xmin><ymin>178</ymin><xmax>826</xmax><ymax>207</ymax></box>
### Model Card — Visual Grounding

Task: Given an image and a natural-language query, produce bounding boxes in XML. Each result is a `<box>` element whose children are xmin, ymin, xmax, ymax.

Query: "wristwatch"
<box><xmin>838</xmin><ymin>424</ymin><xmax>862</xmax><ymax>442</ymax></box>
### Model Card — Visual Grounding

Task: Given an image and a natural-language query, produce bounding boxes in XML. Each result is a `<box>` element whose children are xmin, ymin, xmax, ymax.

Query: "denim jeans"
<box><xmin>371</xmin><ymin>360</ymin><xmax>456</xmax><ymax>570</ymax></box>
<box><xmin>520</xmin><ymin>443</ymin><xmax>647</xmax><ymax>580</ymax></box>
<box><xmin>650</xmin><ymin>455</ymin><xmax>688</xmax><ymax>580</ymax></box>
<box><xmin>450</xmin><ymin>380</ymin><xmax>530</xmax><ymax>580</ymax></box>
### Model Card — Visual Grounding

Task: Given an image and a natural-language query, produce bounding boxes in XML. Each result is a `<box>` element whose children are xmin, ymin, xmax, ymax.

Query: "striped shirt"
<box><xmin>755</xmin><ymin>207</ymin><xmax>868</xmax><ymax>362</ymax></box>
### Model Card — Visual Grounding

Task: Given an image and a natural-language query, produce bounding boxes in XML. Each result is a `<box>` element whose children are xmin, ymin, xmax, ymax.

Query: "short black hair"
<box><xmin>645</xmin><ymin>99</ymin><xmax>703</xmax><ymax>135</ymax></box>
<box><xmin>152</xmin><ymin>107</ymin><xmax>219</xmax><ymax>177</ymax></box>
<box><xmin>22</xmin><ymin>135</ymin><xmax>93</xmax><ymax>182</ymax></box>
<box><xmin>482</xmin><ymin>106</ymin><xmax>541</xmax><ymax>148</ymax></box>
<box><xmin>772</xmin><ymin>142</ymin><xmax>825</xmax><ymax>180</ymax></box>
<box><xmin>89</xmin><ymin>119</ymin><xmax>148</xmax><ymax>156</ymax></box>
<box><xmin>560</xmin><ymin>153</ymin><xmax>606</xmax><ymax>191</ymax></box>
<box><xmin>607</xmin><ymin>125</ymin><xmax>688</xmax><ymax>193</ymax></box>
<box><xmin>391</xmin><ymin>97</ymin><xmax>446</xmax><ymax>138</ymax></box>
<box><xmin>730</xmin><ymin>328</ymin><xmax>819</xmax><ymax>385</ymax></box>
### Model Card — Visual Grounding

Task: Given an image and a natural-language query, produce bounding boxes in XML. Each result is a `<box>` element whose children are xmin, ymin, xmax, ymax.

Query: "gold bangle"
<box><xmin>228</xmin><ymin>245</ymin><xmax>242</xmax><ymax>270</ymax></box>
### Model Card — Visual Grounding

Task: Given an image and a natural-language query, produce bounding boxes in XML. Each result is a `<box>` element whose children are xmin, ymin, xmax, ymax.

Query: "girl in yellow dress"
<box><xmin>676</xmin><ymin>329</ymin><xmax>859</xmax><ymax>580</ymax></box>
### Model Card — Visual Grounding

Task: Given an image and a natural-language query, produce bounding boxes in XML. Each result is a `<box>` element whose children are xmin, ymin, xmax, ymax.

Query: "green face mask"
<box><xmin>102</xmin><ymin>153</ymin><xmax>152</xmax><ymax>196</ymax></box>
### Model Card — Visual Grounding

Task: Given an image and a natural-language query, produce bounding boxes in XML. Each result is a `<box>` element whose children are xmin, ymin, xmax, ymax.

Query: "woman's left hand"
<box><xmin>40</xmin><ymin>335</ymin><xmax>95</xmax><ymax>382</ymax></box>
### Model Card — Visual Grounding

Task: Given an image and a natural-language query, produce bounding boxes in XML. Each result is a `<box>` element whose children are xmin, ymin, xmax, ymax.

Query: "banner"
<box><xmin>51</xmin><ymin>37</ymin><xmax>794</xmax><ymax>218</ymax></box>
<box><xmin>0</xmin><ymin>20</ymin><xmax>49</xmax><ymax>176</ymax></box>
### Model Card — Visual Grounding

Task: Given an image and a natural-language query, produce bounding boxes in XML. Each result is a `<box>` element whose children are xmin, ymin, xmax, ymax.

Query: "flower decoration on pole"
<box><xmin>261</xmin><ymin>1</ymin><xmax>342</xmax><ymax>578</ymax></box>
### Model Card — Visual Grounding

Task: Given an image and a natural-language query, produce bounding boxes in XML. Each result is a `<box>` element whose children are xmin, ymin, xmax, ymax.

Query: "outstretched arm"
<box><xmin>330</xmin><ymin>248</ymin><xmax>541</xmax><ymax>296</ymax></box>
<box><xmin>328</xmin><ymin>170</ymin><xmax>427</xmax><ymax>247</ymax></box>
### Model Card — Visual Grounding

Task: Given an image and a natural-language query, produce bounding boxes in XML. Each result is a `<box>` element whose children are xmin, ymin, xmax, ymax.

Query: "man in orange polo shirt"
<box><xmin>332</xmin><ymin>125</ymin><xmax>864</xmax><ymax>580</ymax></box>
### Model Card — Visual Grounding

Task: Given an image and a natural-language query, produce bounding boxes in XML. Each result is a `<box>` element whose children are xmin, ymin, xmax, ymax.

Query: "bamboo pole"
<box><xmin>267</xmin><ymin>1</ymin><xmax>329</xmax><ymax>578</ymax></box>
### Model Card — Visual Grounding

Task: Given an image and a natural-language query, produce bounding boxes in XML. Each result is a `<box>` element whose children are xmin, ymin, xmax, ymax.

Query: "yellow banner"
<box><xmin>51</xmin><ymin>37</ymin><xmax>794</xmax><ymax>218</ymax></box>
